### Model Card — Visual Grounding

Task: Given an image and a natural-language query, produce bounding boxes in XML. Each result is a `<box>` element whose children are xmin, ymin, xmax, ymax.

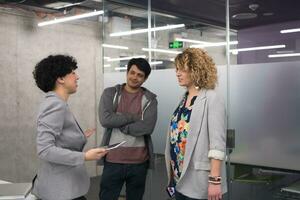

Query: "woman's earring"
<box><xmin>195</xmin><ymin>86</ymin><xmax>199</xmax><ymax>90</ymax></box>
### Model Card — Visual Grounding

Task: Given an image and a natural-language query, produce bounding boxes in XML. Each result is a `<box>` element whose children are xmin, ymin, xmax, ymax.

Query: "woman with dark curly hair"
<box><xmin>165</xmin><ymin>48</ymin><xmax>227</xmax><ymax>200</ymax></box>
<box><xmin>32</xmin><ymin>55</ymin><xmax>107</xmax><ymax>200</ymax></box>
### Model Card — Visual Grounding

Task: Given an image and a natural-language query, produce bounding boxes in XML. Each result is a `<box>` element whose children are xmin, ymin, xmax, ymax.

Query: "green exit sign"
<box><xmin>169</xmin><ymin>41</ymin><xmax>183</xmax><ymax>49</ymax></box>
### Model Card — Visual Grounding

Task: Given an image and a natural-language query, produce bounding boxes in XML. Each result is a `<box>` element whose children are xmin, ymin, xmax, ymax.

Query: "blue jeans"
<box><xmin>99</xmin><ymin>161</ymin><xmax>148</xmax><ymax>200</ymax></box>
<box><xmin>175</xmin><ymin>191</ymin><xmax>206</xmax><ymax>200</ymax></box>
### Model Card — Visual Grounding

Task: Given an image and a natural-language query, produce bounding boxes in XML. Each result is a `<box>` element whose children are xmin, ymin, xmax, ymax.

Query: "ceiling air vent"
<box><xmin>232</xmin><ymin>3</ymin><xmax>259</xmax><ymax>20</ymax></box>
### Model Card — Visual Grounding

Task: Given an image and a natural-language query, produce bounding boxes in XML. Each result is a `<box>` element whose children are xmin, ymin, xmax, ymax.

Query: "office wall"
<box><xmin>0</xmin><ymin>9</ymin><xmax>103</xmax><ymax>182</ymax></box>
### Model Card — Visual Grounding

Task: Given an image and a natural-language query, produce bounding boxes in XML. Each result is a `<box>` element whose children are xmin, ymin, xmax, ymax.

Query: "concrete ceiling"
<box><xmin>111</xmin><ymin>0</ymin><xmax>300</xmax><ymax>30</ymax></box>
<box><xmin>1</xmin><ymin>0</ymin><xmax>299</xmax><ymax>30</ymax></box>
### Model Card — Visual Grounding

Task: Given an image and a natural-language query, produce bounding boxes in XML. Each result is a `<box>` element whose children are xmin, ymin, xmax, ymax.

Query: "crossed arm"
<box><xmin>120</xmin><ymin>99</ymin><xmax>158</xmax><ymax>137</ymax></box>
<box><xmin>99</xmin><ymin>88</ymin><xmax>158</xmax><ymax>137</ymax></box>
<box><xmin>99</xmin><ymin>88</ymin><xmax>139</xmax><ymax>128</ymax></box>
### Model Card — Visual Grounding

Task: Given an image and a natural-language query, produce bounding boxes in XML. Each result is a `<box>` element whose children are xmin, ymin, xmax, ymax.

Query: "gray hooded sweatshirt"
<box><xmin>97</xmin><ymin>84</ymin><xmax>158</xmax><ymax>169</ymax></box>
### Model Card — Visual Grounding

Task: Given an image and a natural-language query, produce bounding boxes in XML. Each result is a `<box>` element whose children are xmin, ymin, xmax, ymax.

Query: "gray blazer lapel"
<box><xmin>180</xmin><ymin>89</ymin><xmax>207</xmax><ymax>180</ymax></box>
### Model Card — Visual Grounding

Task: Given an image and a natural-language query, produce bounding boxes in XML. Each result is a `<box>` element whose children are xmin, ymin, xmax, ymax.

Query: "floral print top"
<box><xmin>169</xmin><ymin>93</ymin><xmax>197</xmax><ymax>185</ymax></box>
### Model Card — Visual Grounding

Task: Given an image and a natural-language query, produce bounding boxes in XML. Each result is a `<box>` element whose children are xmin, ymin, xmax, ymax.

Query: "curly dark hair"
<box><xmin>33</xmin><ymin>55</ymin><xmax>78</xmax><ymax>93</ymax></box>
<box><xmin>127</xmin><ymin>58</ymin><xmax>151</xmax><ymax>78</ymax></box>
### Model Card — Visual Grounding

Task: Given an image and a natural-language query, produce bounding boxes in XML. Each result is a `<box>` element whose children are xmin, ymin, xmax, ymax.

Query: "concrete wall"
<box><xmin>0</xmin><ymin>9</ymin><xmax>103</xmax><ymax>182</ymax></box>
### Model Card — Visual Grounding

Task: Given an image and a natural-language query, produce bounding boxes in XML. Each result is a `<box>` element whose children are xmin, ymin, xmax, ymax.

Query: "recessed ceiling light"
<box><xmin>149</xmin><ymin>61</ymin><xmax>163</xmax><ymax>65</ymax></box>
<box><xmin>110</xmin><ymin>24</ymin><xmax>185</xmax><ymax>37</ymax></box>
<box><xmin>107</xmin><ymin>55</ymin><xmax>146</xmax><ymax>62</ymax></box>
<box><xmin>102</xmin><ymin>44</ymin><xmax>129</xmax><ymax>50</ymax></box>
<box><xmin>191</xmin><ymin>41</ymin><xmax>238</xmax><ymax>48</ymax></box>
<box><xmin>38</xmin><ymin>10</ymin><xmax>104</xmax><ymax>26</ymax></box>
<box><xmin>263</xmin><ymin>12</ymin><xmax>274</xmax><ymax>16</ymax></box>
<box><xmin>230</xmin><ymin>44</ymin><xmax>286</xmax><ymax>54</ymax></box>
<box><xmin>280</xmin><ymin>28</ymin><xmax>300</xmax><ymax>34</ymax></box>
<box><xmin>142</xmin><ymin>48</ymin><xmax>181</xmax><ymax>55</ymax></box>
<box><xmin>276</xmin><ymin>50</ymin><xmax>294</xmax><ymax>54</ymax></box>
<box><xmin>232</xmin><ymin>13</ymin><xmax>257</xmax><ymax>20</ymax></box>
<box><xmin>44</xmin><ymin>2</ymin><xmax>72</xmax><ymax>9</ymax></box>
<box><xmin>269</xmin><ymin>53</ymin><xmax>300</xmax><ymax>58</ymax></box>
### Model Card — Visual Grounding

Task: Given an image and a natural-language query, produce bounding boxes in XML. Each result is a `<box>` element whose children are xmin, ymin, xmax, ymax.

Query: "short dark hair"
<box><xmin>33</xmin><ymin>55</ymin><xmax>78</xmax><ymax>93</ymax></box>
<box><xmin>127</xmin><ymin>58</ymin><xmax>151</xmax><ymax>78</ymax></box>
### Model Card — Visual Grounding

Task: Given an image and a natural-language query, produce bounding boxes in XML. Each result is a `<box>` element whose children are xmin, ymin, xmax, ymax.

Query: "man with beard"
<box><xmin>98</xmin><ymin>58</ymin><xmax>158</xmax><ymax>200</ymax></box>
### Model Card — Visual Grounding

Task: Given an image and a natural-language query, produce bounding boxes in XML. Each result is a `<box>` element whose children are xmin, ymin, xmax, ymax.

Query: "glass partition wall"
<box><xmin>228</xmin><ymin>1</ymin><xmax>300</xmax><ymax>200</ymax></box>
<box><xmin>102</xmin><ymin>3</ymin><xmax>148</xmax><ymax>72</ymax></box>
<box><xmin>0</xmin><ymin>1</ymin><xmax>232</xmax><ymax>198</ymax></box>
<box><xmin>102</xmin><ymin>1</ymin><xmax>233</xmax><ymax>72</ymax></box>
<box><xmin>101</xmin><ymin>0</ymin><xmax>232</xmax><ymax>154</ymax></box>
<box><xmin>102</xmin><ymin>0</ymin><xmax>300</xmax><ymax>199</ymax></box>
<box><xmin>101</xmin><ymin>1</ymin><xmax>232</xmax><ymax>199</ymax></box>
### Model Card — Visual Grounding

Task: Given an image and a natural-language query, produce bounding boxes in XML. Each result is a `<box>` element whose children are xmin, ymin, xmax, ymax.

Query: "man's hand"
<box><xmin>84</xmin><ymin>128</ymin><xmax>96</xmax><ymax>138</ymax></box>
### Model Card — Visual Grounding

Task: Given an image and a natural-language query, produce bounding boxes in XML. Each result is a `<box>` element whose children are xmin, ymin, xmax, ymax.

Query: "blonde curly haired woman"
<box><xmin>165</xmin><ymin>48</ymin><xmax>227</xmax><ymax>200</ymax></box>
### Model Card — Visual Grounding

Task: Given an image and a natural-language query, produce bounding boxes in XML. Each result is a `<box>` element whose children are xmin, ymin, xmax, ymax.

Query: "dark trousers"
<box><xmin>175</xmin><ymin>191</ymin><xmax>206</xmax><ymax>200</ymax></box>
<box><xmin>99</xmin><ymin>161</ymin><xmax>148</xmax><ymax>200</ymax></box>
<box><xmin>40</xmin><ymin>196</ymin><xmax>86</xmax><ymax>200</ymax></box>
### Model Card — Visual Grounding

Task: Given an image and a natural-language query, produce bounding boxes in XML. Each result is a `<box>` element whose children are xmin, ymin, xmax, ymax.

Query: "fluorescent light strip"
<box><xmin>104</xmin><ymin>56</ymin><xmax>110</xmax><ymax>60</ymax></box>
<box><xmin>38</xmin><ymin>10</ymin><xmax>104</xmax><ymax>27</ymax></box>
<box><xmin>268</xmin><ymin>53</ymin><xmax>300</xmax><ymax>58</ymax></box>
<box><xmin>150</xmin><ymin>61</ymin><xmax>163</xmax><ymax>65</ymax></box>
<box><xmin>175</xmin><ymin>38</ymin><xmax>239</xmax><ymax>48</ymax></box>
<box><xmin>107</xmin><ymin>55</ymin><xmax>146</xmax><ymax>62</ymax></box>
<box><xmin>110</xmin><ymin>24</ymin><xmax>185</xmax><ymax>37</ymax></box>
<box><xmin>115</xmin><ymin>67</ymin><xmax>127</xmax><ymax>71</ymax></box>
<box><xmin>102</xmin><ymin>44</ymin><xmax>129</xmax><ymax>50</ymax></box>
<box><xmin>54</xmin><ymin>2</ymin><xmax>82</xmax><ymax>9</ymax></box>
<box><xmin>152</xmin><ymin>11</ymin><xmax>177</xmax><ymax>19</ymax></box>
<box><xmin>276</xmin><ymin>50</ymin><xmax>294</xmax><ymax>54</ymax></box>
<box><xmin>230</xmin><ymin>45</ymin><xmax>286</xmax><ymax>53</ymax></box>
<box><xmin>191</xmin><ymin>41</ymin><xmax>238</xmax><ymax>48</ymax></box>
<box><xmin>104</xmin><ymin>64</ymin><xmax>111</xmax><ymax>68</ymax></box>
<box><xmin>175</xmin><ymin>38</ymin><xmax>211</xmax><ymax>44</ymax></box>
<box><xmin>280</xmin><ymin>28</ymin><xmax>300</xmax><ymax>34</ymax></box>
<box><xmin>142</xmin><ymin>48</ymin><xmax>181</xmax><ymax>55</ymax></box>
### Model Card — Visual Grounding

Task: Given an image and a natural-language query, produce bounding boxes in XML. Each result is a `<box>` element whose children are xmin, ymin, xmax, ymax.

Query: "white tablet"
<box><xmin>106</xmin><ymin>141</ymin><xmax>126</xmax><ymax>150</ymax></box>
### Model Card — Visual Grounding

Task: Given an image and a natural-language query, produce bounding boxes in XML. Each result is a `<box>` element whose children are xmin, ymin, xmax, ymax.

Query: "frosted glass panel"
<box><xmin>229</xmin><ymin>61</ymin><xmax>300</xmax><ymax>171</ymax></box>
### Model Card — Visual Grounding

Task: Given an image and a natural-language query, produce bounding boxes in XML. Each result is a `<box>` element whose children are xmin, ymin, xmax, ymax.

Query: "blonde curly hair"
<box><xmin>175</xmin><ymin>48</ymin><xmax>217</xmax><ymax>89</ymax></box>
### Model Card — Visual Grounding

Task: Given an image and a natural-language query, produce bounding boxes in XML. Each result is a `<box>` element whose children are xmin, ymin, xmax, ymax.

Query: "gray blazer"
<box><xmin>32</xmin><ymin>92</ymin><xmax>89</xmax><ymax>200</ymax></box>
<box><xmin>165</xmin><ymin>89</ymin><xmax>227</xmax><ymax>199</ymax></box>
